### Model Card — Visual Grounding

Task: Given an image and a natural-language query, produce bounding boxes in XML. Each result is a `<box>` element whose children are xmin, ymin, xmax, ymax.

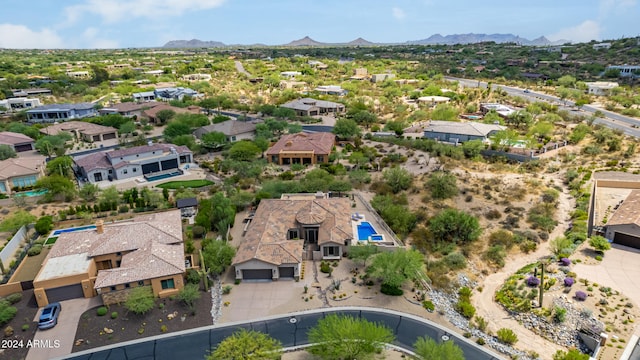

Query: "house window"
<box><xmin>123</xmin><ymin>169</ymin><xmax>128</xmax><ymax>174</ymax></box>
<box><xmin>288</xmin><ymin>229</ymin><xmax>299</xmax><ymax>240</ymax></box>
<box><xmin>138</xmin><ymin>280</ymin><xmax>144</xmax><ymax>286</ymax></box>
<box><xmin>108</xmin><ymin>169</ymin><xmax>113</xmax><ymax>174</ymax></box>
<box><xmin>116</xmin><ymin>252</ymin><xmax>122</xmax><ymax>256</ymax></box>
<box><xmin>231</xmin><ymin>136</ymin><xmax>237</xmax><ymax>141</ymax></box>
<box><xmin>133</xmin><ymin>168</ymin><xmax>137</xmax><ymax>172</ymax></box>
<box><xmin>317</xmin><ymin>155</ymin><xmax>324</xmax><ymax>162</ymax></box>
<box><xmin>125</xmin><ymin>283</ymin><xmax>130</xmax><ymax>288</ymax></box>
<box><xmin>161</xmin><ymin>278</ymin><xmax>175</xmax><ymax>289</ymax></box>
<box><xmin>323</xmin><ymin>246</ymin><xmax>339</xmax><ymax>257</ymax></box>
<box><xmin>136</xmin><ymin>154</ymin><xmax>139</xmax><ymax>157</ymax></box>
<box><xmin>110</xmin><ymin>286</ymin><xmax>116</xmax><ymax>291</ymax></box>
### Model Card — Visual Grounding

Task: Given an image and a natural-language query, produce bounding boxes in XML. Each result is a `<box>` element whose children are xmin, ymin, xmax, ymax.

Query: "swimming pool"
<box><xmin>145</xmin><ymin>171</ymin><xmax>182</xmax><ymax>182</ymax></box>
<box><xmin>14</xmin><ymin>189</ymin><xmax>48</xmax><ymax>197</ymax></box>
<box><xmin>369</xmin><ymin>234</ymin><xmax>384</xmax><ymax>241</ymax></box>
<box><xmin>51</xmin><ymin>225</ymin><xmax>97</xmax><ymax>237</ymax></box>
<box><xmin>357</xmin><ymin>222</ymin><xmax>379</xmax><ymax>241</ymax></box>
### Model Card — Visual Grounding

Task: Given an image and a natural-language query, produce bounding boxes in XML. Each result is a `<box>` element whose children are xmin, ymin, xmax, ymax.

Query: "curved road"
<box><xmin>59</xmin><ymin>307</ymin><xmax>505</xmax><ymax>360</ymax></box>
<box><xmin>444</xmin><ymin>76</ymin><xmax>640</xmax><ymax>138</ymax></box>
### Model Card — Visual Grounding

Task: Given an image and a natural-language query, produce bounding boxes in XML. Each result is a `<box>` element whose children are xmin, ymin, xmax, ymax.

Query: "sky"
<box><xmin>0</xmin><ymin>0</ymin><xmax>639</xmax><ymax>49</ymax></box>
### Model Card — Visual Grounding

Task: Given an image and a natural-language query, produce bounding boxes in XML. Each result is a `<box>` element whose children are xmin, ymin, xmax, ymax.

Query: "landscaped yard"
<box><xmin>155</xmin><ymin>180</ymin><xmax>214</xmax><ymax>189</ymax></box>
<box><xmin>73</xmin><ymin>290</ymin><xmax>213</xmax><ymax>352</ymax></box>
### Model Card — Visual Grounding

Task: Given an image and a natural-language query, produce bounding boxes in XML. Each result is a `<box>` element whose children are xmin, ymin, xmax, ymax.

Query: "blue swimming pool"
<box><xmin>14</xmin><ymin>189</ymin><xmax>48</xmax><ymax>197</ymax></box>
<box><xmin>370</xmin><ymin>234</ymin><xmax>384</xmax><ymax>241</ymax></box>
<box><xmin>51</xmin><ymin>225</ymin><xmax>97</xmax><ymax>237</ymax></box>
<box><xmin>145</xmin><ymin>171</ymin><xmax>182</xmax><ymax>182</ymax></box>
<box><xmin>357</xmin><ymin>222</ymin><xmax>378</xmax><ymax>241</ymax></box>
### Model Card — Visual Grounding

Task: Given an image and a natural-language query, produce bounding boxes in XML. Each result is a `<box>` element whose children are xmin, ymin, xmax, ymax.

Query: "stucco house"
<box><xmin>193</xmin><ymin>120</ymin><xmax>258</xmax><ymax>142</ymax></box>
<box><xmin>232</xmin><ymin>194</ymin><xmax>352</xmax><ymax>281</ymax></box>
<box><xmin>0</xmin><ymin>156</ymin><xmax>46</xmax><ymax>194</ymax></box>
<box><xmin>0</xmin><ymin>97</ymin><xmax>41</xmax><ymax>112</ymax></box>
<box><xmin>0</xmin><ymin>131</ymin><xmax>35</xmax><ymax>152</ymax></box>
<box><xmin>604</xmin><ymin>190</ymin><xmax>640</xmax><ymax>249</ymax></box>
<box><xmin>39</xmin><ymin>121</ymin><xmax>118</xmax><ymax>143</ymax></box>
<box><xmin>423</xmin><ymin>120</ymin><xmax>506</xmax><ymax>144</ymax></box>
<box><xmin>280</xmin><ymin>98</ymin><xmax>345</xmax><ymax>117</ymax></box>
<box><xmin>26</xmin><ymin>103</ymin><xmax>98</xmax><ymax>123</ymax></box>
<box><xmin>266</xmin><ymin>132</ymin><xmax>335</xmax><ymax>165</ymax></box>
<box><xmin>99</xmin><ymin>101</ymin><xmax>163</xmax><ymax>117</ymax></box>
<box><xmin>74</xmin><ymin>143</ymin><xmax>192</xmax><ymax>183</ymax></box>
<box><xmin>32</xmin><ymin>210</ymin><xmax>185</xmax><ymax>307</ymax></box>
<box><xmin>586</xmin><ymin>82</ymin><xmax>619</xmax><ymax>96</ymax></box>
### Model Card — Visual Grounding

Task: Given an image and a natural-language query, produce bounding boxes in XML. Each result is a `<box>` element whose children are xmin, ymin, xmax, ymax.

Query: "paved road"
<box><xmin>234</xmin><ymin>60</ymin><xmax>252</xmax><ymax>78</ymax></box>
<box><xmin>445</xmin><ymin>76</ymin><xmax>640</xmax><ymax>138</ymax></box>
<box><xmin>59</xmin><ymin>307</ymin><xmax>505</xmax><ymax>360</ymax></box>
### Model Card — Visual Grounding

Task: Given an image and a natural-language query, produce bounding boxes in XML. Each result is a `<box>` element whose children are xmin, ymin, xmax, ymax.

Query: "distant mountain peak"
<box><xmin>284</xmin><ymin>36</ymin><xmax>325</xmax><ymax>46</ymax></box>
<box><xmin>347</xmin><ymin>37</ymin><xmax>374</xmax><ymax>46</ymax></box>
<box><xmin>407</xmin><ymin>33</ymin><xmax>564</xmax><ymax>46</ymax></box>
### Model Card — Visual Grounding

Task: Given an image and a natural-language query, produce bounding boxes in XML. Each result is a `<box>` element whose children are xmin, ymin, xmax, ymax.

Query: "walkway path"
<box><xmin>234</xmin><ymin>61</ymin><xmax>252</xmax><ymax>78</ymax></box>
<box><xmin>472</xmin><ymin>179</ymin><xmax>574</xmax><ymax>358</ymax></box>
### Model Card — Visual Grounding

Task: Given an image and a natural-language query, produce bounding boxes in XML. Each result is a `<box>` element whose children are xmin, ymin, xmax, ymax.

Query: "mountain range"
<box><xmin>162</xmin><ymin>33</ymin><xmax>568</xmax><ymax>48</ymax></box>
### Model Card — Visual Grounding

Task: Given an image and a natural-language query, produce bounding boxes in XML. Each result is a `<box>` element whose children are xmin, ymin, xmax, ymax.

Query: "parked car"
<box><xmin>38</xmin><ymin>302</ymin><xmax>61</xmax><ymax>330</ymax></box>
<box><xmin>523</xmin><ymin>89</ymin><xmax>531</xmax><ymax>93</ymax></box>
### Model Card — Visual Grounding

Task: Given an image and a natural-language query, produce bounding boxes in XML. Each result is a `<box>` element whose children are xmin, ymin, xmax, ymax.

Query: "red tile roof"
<box><xmin>266</xmin><ymin>132</ymin><xmax>334</xmax><ymax>156</ymax></box>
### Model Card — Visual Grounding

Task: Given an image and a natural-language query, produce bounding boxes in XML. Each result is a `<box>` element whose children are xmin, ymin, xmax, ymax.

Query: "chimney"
<box><xmin>96</xmin><ymin>220</ymin><xmax>104</xmax><ymax>234</ymax></box>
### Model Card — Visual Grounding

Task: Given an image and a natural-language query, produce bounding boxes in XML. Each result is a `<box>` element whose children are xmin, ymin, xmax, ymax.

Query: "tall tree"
<box><xmin>382</xmin><ymin>167</ymin><xmax>412</xmax><ymax>193</ymax></box>
<box><xmin>413</xmin><ymin>336</ymin><xmax>465</xmax><ymax>360</ymax></box>
<box><xmin>332</xmin><ymin>118</ymin><xmax>361</xmax><ymax>139</ymax></box>
<box><xmin>428</xmin><ymin>209</ymin><xmax>481</xmax><ymax>244</ymax></box>
<box><xmin>155</xmin><ymin>109</ymin><xmax>176</xmax><ymax>125</ymax></box>
<box><xmin>348</xmin><ymin>244</ymin><xmax>379</xmax><ymax>267</ymax></box>
<box><xmin>46</xmin><ymin>156</ymin><xmax>74</xmax><ymax>178</ymax></box>
<box><xmin>202</xmin><ymin>239</ymin><xmax>236</xmax><ymax>275</ymax></box>
<box><xmin>0</xmin><ymin>145</ymin><xmax>17</xmax><ymax>160</ymax></box>
<box><xmin>208</xmin><ymin>329</ymin><xmax>282</xmax><ymax>360</ymax></box>
<box><xmin>307</xmin><ymin>314</ymin><xmax>395</xmax><ymax>360</ymax></box>
<box><xmin>426</xmin><ymin>172</ymin><xmax>458</xmax><ymax>199</ymax></box>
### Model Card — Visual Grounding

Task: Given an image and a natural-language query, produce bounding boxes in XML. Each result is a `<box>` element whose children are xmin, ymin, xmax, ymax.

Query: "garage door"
<box><xmin>45</xmin><ymin>284</ymin><xmax>84</xmax><ymax>303</ymax></box>
<box><xmin>279</xmin><ymin>267</ymin><xmax>295</xmax><ymax>278</ymax></box>
<box><xmin>14</xmin><ymin>144</ymin><xmax>33</xmax><ymax>152</ymax></box>
<box><xmin>102</xmin><ymin>133</ymin><xmax>116</xmax><ymax>140</ymax></box>
<box><xmin>242</xmin><ymin>269</ymin><xmax>272</xmax><ymax>280</ymax></box>
<box><xmin>614</xmin><ymin>232</ymin><xmax>640</xmax><ymax>249</ymax></box>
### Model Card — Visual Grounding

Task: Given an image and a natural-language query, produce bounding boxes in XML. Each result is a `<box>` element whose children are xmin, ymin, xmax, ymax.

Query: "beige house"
<box><xmin>40</xmin><ymin>121</ymin><xmax>118</xmax><ymax>143</ymax></box>
<box><xmin>605</xmin><ymin>190</ymin><xmax>640</xmax><ymax>249</ymax></box>
<box><xmin>232</xmin><ymin>195</ymin><xmax>352</xmax><ymax>281</ymax></box>
<box><xmin>0</xmin><ymin>131</ymin><xmax>35</xmax><ymax>152</ymax></box>
<box><xmin>33</xmin><ymin>210</ymin><xmax>185</xmax><ymax>307</ymax></box>
<box><xmin>586</xmin><ymin>82</ymin><xmax>619</xmax><ymax>96</ymax></box>
<box><xmin>266</xmin><ymin>132</ymin><xmax>335</xmax><ymax>165</ymax></box>
<box><xmin>0</xmin><ymin>157</ymin><xmax>46</xmax><ymax>194</ymax></box>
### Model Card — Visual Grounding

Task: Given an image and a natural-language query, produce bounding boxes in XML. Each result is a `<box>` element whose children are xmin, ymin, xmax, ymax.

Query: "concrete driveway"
<box><xmin>219</xmin><ymin>280</ymin><xmax>306</xmax><ymax>323</ymax></box>
<box><xmin>574</xmin><ymin>244</ymin><xmax>640</xmax><ymax>306</ymax></box>
<box><xmin>26</xmin><ymin>297</ymin><xmax>102</xmax><ymax>360</ymax></box>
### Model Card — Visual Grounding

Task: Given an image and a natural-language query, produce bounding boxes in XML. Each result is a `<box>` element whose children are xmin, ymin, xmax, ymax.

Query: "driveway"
<box><xmin>26</xmin><ymin>297</ymin><xmax>102</xmax><ymax>360</ymax></box>
<box><xmin>574</xmin><ymin>244</ymin><xmax>640</xmax><ymax>307</ymax></box>
<box><xmin>219</xmin><ymin>280</ymin><xmax>307</xmax><ymax>323</ymax></box>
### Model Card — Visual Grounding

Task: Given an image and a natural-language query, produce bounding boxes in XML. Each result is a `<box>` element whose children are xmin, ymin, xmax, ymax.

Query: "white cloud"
<box><xmin>81</xmin><ymin>28</ymin><xmax>119</xmax><ymax>49</ymax></box>
<box><xmin>0</xmin><ymin>24</ymin><xmax>64</xmax><ymax>49</ymax></box>
<box><xmin>548</xmin><ymin>20</ymin><xmax>602</xmax><ymax>43</ymax></box>
<box><xmin>392</xmin><ymin>7</ymin><xmax>406</xmax><ymax>20</ymax></box>
<box><xmin>65</xmin><ymin>0</ymin><xmax>226</xmax><ymax>24</ymax></box>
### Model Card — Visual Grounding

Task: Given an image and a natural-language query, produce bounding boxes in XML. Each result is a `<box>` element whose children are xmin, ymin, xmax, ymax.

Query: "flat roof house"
<box><xmin>0</xmin><ymin>131</ymin><xmax>35</xmax><ymax>152</ymax></box>
<box><xmin>0</xmin><ymin>156</ymin><xmax>46</xmax><ymax>194</ymax></box>
<box><xmin>232</xmin><ymin>196</ymin><xmax>352</xmax><ymax>281</ymax></box>
<box><xmin>99</xmin><ymin>102</ymin><xmax>163</xmax><ymax>117</ymax></box>
<box><xmin>280</xmin><ymin>98</ymin><xmax>345</xmax><ymax>117</ymax></box>
<box><xmin>0</xmin><ymin>97</ymin><xmax>41</xmax><ymax>112</ymax></box>
<box><xmin>27</xmin><ymin>103</ymin><xmax>97</xmax><ymax>123</ymax></box>
<box><xmin>74</xmin><ymin>143</ymin><xmax>192</xmax><ymax>183</ymax></box>
<box><xmin>423</xmin><ymin>120</ymin><xmax>506</xmax><ymax>144</ymax></box>
<box><xmin>605</xmin><ymin>65</ymin><xmax>640</xmax><ymax>78</ymax></box>
<box><xmin>266</xmin><ymin>132</ymin><xmax>335</xmax><ymax>166</ymax></box>
<box><xmin>604</xmin><ymin>190</ymin><xmax>640</xmax><ymax>249</ymax></box>
<box><xmin>193</xmin><ymin>120</ymin><xmax>258</xmax><ymax>142</ymax></box>
<box><xmin>586</xmin><ymin>82</ymin><xmax>619</xmax><ymax>96</ymax></box>
<box><xmin>40</xmin><ymin>121</ymin><xmax>118</xmax><ymax>143</ymax></box>
<box><xmin>32</xmin><ymin>210</ymin><xmax>185</xmax><ymax>307</ymax></box>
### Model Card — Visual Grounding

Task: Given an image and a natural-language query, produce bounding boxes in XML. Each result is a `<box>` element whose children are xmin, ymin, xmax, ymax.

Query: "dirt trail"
<box><xmin>472</xmin><ymin>173</ymin><xmax>573</xmax><ymax>358</ymax></box>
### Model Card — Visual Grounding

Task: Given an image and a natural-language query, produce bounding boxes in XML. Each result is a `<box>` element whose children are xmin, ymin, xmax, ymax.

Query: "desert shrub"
<box><xmin>111</xmin><ymin>312</ymin><xmax>118</xmax><ymax>319</ymax></box>
<box><xmin>192</xmin><ymin>225</ymin><xmax>205</xmax><ymax>239</ymax></box>
<box><xmin>560</xmin><ymin>258</ymin><xmax>571</xmax><ymax>266</ymax></box>
<box><xmin>27</xmin><ymin>244</ymin><xmax>43</xmax><ymax>256</ymax></box>
<box><xmin>380</xmin><ymin>283</ymin><xmax>403</xmax><ymax>296</ymax></box>
<box><xmin>476</xmin><ymin>338</ymin><xmax>486</xmax><ymax>345</ymax></box>
<box><xmin>564</xmin><ymin>277</ymin><xmax>574</xmax><ymax>287</ymax></box>
<box><xmin>554</xmin><ymin>307</ymin><xmax>567</xmax><ymax>323</ymax></box>
<box><xmin>526</xmin><ymin>276</ymin><xmax>540</xmax><ymax>287</ymax></box>
<box><xmin>456</xmin><ymin>301</ymin><xmax>476</xmax><ymax>319</ymax></box>
<box><xmin>497</xmin><ymin>328</ymin><xmax>518</xmax><ymax>345</ymax></box>
<box><xmin>97</xmin><ymin>307</ymin><xmax>108</xmax><ymax>316</ymax></box>
<box><xmin>443</xmin><ymin>252</ymin><xmax>467</xmax><ymax>270</ymax></box>
<box><xmin>186</xmin><ymin>269</ymin><xmax>201</xmax><ymax>284</ymax></box>
<box><xmin>320</xmin><ymin>261</ymin><xmax>331</xmax><ymax>273</ymax></box>
<box><xmin>422</xmin><ymin>300</ymin><xmax>435</xmax><ymax>312</ymax></box>
<box><xmin>489</xmin><ymin>230</ymin><xmax>514</xmax><ymax>249</ymax></box>
<box><xmin>484</xmin><ymin>245</ymin><xmax>506</xmax><ymax>268</ymax></box>
<box><xmin>520</xmin><ymin>240</ymin><xmax>537</xmax><ymax>253</ymax></box>
<box><xmin>4</xmin><ymin>293</ymin><xmax>22</xmax><ymax>305</ymax></box>
<box><xmin>118</xmin><ymin>205</ymin><xmax>129</xmax><ymax>213</ymax></box>
<box><xmin>575</xmin><ymin>291</ymin><xmax>587</xmax><ymax>301</ymax></box>
<box><xmin>0</xmin><ymin>301</ymin><xmax>17</xmax><ymax>325</ymax></box>
<box><xmin>485</xmin><ymin>209</ymin><xmax>502</xmax><ymax>220</ymax></box>
<box><xmin>22</xmin><ymin>324</ymin><xmax>29</xmax><ymax>331</ymax></box>
<box><xmin>223</xmin><ymin>285</ymin><xmax>233</xmax><ymax>295</ymax></box>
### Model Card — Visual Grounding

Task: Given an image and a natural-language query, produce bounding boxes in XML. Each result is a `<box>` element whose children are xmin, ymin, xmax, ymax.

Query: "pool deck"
<box><xmin>92</xmin><ymin>163</ymin><xmax>207</xmax><ymax>191</ymax></box>
<box><xmin>350</xmin><ymin>213</ymin><xmax>396</xmax><ymax>247</ymax></box>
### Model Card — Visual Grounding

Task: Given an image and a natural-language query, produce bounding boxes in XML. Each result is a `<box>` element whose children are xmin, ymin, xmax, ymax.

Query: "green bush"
<box><xmin>22</xmin><ymin>324</ymin><xmax>29</xmax><ymax>331</ymax></box>
<box><xmin>554</xmin><ymin>307</ymin><xmax>567</xmax><ymax>323</ymax></box>
<box><xmin>443</xmin><ymin>252</ymin><xmax>467</xmax><ymax>270</ymax></box>
<box><xmin>320</xmin><ymin>261</ymin><xmax>331</xmax><ymax>273</ymax></box>
<box><xmin>497</xmin><ymin>328</ymin><xmax>518</xmax><ymax>345</ymax></box>
<box><xmin>422</xmin><ymin>300</ymin><xmax>435</xmax><ymax>312</ymax></box>
<box><xmin>4</xmin><ymin>293</ymin><xmax>22</xmax><ymax>305</ymax></box>
<box><xmin>27</xmin><ymin>245</ymin><xmax>43</xmax><ymax>256</ymax></box>
<box><xmin>97</xmin><ymin>307</ymin><xmax>108</xmax><ymax>316</ymax></box>
<box><xmin>476</xmin><ymin>338</ymin><xmax>486</xmax><ymax>345</ymax></box>
<box><xmin>118</xmin><ymin>205</ymin><xmax>129</xmax><ymax>213</ymax></box>
<box><xmin>186</xmin><ymin>269</ymin><xmax>201</xmax><ymax>284</ymax></box>
<box><xmin>111</xmin><ymin>312</ymin><xmax>118</xmax><ymax>319</ymax></box>
<box><xmin>380</xmin><ymin>283</ymin><xmax>403</xmax><ymax>296</ymax></box>
<box><xmin>0</xmin><ymin>301</ymin><xmax>17</xmax><ymax>325</ymax></box>
<box><xmin>456</xmin><ymin>301</ymin><xmax>476</xmax><ymax>319</ymax></box>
